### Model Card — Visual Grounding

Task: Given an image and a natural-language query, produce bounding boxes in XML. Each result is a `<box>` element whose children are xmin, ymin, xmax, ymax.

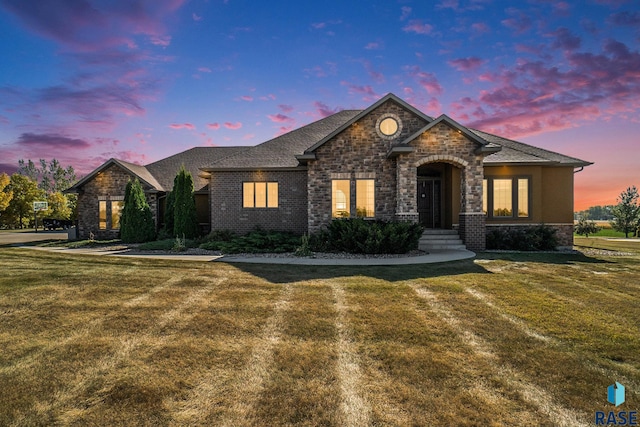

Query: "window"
<box><xmin>99</xmin><ymin>201</ymin><xmax>107</xmax><ymax>230</ymax></box>
<box><xmin>493</xmin><ymin>179</ymin><xmax>513</xmax><ymax>217</ymax></box>
<box><xmin>332</xmin><ymin>180</ymin><xmax>350</xmax><ymax>217</ymax></box>
<box><xmin>356</xmin><ymin>180</ymin><xmax>375</xmax><ymax>217</ymax></box>
<box><xmin>243</xmin><ymin>182</ymin><xmax>278</xmax><ymax>208</ymax></box>
<box><xmin>379</xmin><ymin>117</ymin><xmax>398</xmax><ymax>136</ymax></box>
<box><xmin>484</xmin><ymin>177</ymin><xmax>531</xmax><ymax>219</ymax></box>
<box><xmin>111</xmin><ymin>201</ymin><xmax>124</xmax><ymax>229</ymax></box>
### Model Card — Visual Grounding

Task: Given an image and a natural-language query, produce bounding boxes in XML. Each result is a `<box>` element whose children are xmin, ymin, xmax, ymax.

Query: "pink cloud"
<box><xmin>448</xmin><ymin>57</ymin><xmax>486</xmax><ymax>71</ymax></box>
<box><xmin>362</xmin><ymin>61</ymin><xmax>385</xmax><ymax>84</ymax></box>
<box><xmin>452</xmin><ymin>38</ymin><xmax>640</xmax><ymax>139</ymax></box>
<box><xmin>243</xmin><ymin>134</ymin><xmax>255</xmax><ymax>140</ymax></box>
<box><xmin>207</xmin><ymin>123</ymin><xmax>220</xmax><ymax>130</ymax></box>
<box><xmin>402</xmin><ymin>20</ymin><xmax>433</xmax><ymax>35</ymax></box>
<box><xmin>267</xmin><ymin>113</ymin><xmax>294</xmax><ymax>124</ymax></box>
<box><xmin>340</xmin><ymin>82</ymin><xmax>379</xmax><ymax>101</ymax></box>
<box><xmin>314</xmin><ymin>101</ymin><xmax>342</xmax><ymax>118</ymax></box>
<box><xmin>278</xmin><ymin>104</ymin><xmax>294</xmax><ymax>113</ymax></box>
<box><xmin>241</xmin><ymin>95</ymin><xmax>254</xmax><ymax>102</ymax></box>
<box><xmin>404</xmin><ymin>66</ymin><xmax>443</xmax><ymax>95</ymax></box>
<box><xmin>169</xmin><ymin>123</ymin><xmax>195</xmax><ymax>130</ymax></box>
<box><xmin>149</xmin><ymin>35</ymin><xmax>171</xmax><ymax>47</ymax></box>
<box><xmin>550</xmin><ymin>28</ymin><xmax>581</xmax><ymax>52</ymax></box>
<box><xmin>471</xmin><ymin>22</ymin><xmax>490</xmax><ymax>34</ymax></box>
<box><xmin>501</xmin><ymin>8</ymin><xmax>532</xmax><ymax>34</ymax></box>
<box><xmin>224</xmin><ymin>122</ymin><xmax>242</xmax><ymax>130</ymax></box>
<box><xmin>192</xmin><ymin>13</ymin><xmax>202</xmax><ymax>21</ymax></box>
<box><xmin>16</xmin><ymin>133</ymin><xmax>91</xmax><ymax>149</ymax></box>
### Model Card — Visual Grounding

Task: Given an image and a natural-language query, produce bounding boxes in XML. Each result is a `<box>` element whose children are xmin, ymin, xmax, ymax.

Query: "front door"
<box><xmin>417</xmin><ymin>178</ymin><xmax>441</xmax><ymax>228</ymax></box>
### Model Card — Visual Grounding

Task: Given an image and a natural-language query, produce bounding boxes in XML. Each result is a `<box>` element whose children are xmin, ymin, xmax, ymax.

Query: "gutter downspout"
<box><xmin>574</xmin><ymin>167</ymin><xmax>584</xmax><ymax>174</ymax></box>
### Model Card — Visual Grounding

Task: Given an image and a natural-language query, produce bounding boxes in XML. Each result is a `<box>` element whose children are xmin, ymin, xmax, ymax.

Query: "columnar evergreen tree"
<box><xmin>120</xmin><ymin>178</ymin><xmax>156</xmax><ymax>243</ymax></box>
<box><xmin>164</xmin><ymin>189</ymin><xmax>176</xmax><ymax>235</ymax></box>
<box><xmin>610</xmin><ymin>186</ymin><xmax>640</xmax><ymax>238</ymax></box>
<box><xmin>172</xmin><ymin>166</ymin><xmax>199</xmax><ymax>238</ymax></box>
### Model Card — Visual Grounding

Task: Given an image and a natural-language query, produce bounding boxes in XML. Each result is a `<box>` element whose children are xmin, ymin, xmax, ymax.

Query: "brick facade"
<box><xmin>76</xmin><ymin>164</ymin><xmax>158</xmax><ymax>240</ymax></box>
<box><xmin>210</xmin><ymin>170</ymin><xmax>308</xmax><ymax>235</ymax></box>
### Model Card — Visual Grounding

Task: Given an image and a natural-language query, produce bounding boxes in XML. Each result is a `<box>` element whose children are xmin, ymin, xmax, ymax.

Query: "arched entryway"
<box><xmin>416</xmin><ymin>162</ymin><xmax>462</xmax><ymax>229</ymax></box>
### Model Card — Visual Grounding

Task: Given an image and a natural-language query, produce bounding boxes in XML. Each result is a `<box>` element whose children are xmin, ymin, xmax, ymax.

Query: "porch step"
<box><xmin>419</xmin><ymin>229</ymin><xmax>466</xmax><ymax>251</ymax></box>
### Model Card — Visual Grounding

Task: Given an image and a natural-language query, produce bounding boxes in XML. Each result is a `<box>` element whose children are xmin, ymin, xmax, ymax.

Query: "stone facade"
<box><xmin>307</xmin><ymin>99</ymin><xmax>429</xmax><ymax>232</ymax></box>
<box><xmin>210</xmin><ymin>170</ymin><xmax>308</xmax><ymax>235</ymax></box>
<box><xmin>76</xmin><ymin>164</ymin><xmax>158</xmax><ymax>240</ymax></box>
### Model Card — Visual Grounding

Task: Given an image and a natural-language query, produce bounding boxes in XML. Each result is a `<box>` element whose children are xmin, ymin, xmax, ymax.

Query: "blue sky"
<box><xmin>0</xmin><ymin>0</ymin><xmax>639</xmax><ymax>209</ymax></box>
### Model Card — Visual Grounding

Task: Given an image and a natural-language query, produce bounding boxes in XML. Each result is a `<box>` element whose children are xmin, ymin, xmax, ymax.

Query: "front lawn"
<box><xmin>0</xmin><ymin>247</ymin><xmax>638</xmax><ymax>425</ymax></box>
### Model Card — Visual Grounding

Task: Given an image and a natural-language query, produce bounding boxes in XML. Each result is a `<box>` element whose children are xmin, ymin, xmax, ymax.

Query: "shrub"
<box><xmin>486</xmin><ymin>225</ymin><xmax>558</xmax><ymax>251</ymax></box>
<box><xmin>120</xmin><ymin>178</ymin><xmax>156</xmax><ymax>243</ymax></box>
<box><xmin>310</xmin><ymin>218</ymin><xmax>423</xmax><ymax>254</ymax></box>
<box><xmin>575</xmin><ymin>215</ymin><xmax>600</xmax><ymax>237</ymax></box>
<box><xmin>199</xmin><ymin>229</ymin><xmax>301</xmax><ymax>253</ymax></box>
<box><xmin>294</xmin><ymin>234</ymin><xmax>312</xmax><ymax>257</ymax></box>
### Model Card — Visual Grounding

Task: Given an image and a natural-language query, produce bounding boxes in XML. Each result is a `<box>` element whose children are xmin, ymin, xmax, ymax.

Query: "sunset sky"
<box><xmin>0</xmin><ymin>0</ymin><xmax>638</xmax><ymax>210</ymax></box>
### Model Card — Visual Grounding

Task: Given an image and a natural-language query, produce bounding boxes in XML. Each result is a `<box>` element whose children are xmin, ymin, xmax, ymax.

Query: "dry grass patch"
<box><xmin>0</xmin><ymin>247</ymin><xmax>639</xmax><ymax>426</ymax></box>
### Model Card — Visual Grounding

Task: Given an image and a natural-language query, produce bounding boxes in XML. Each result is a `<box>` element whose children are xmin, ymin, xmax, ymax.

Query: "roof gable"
<box><xmin>64</xmin><ymin>158</ymin><xmax>163</xmax><ymax>193</ymax></box>
<box><xmin>302</xmin><ymin>93</ymin><xmax>433</xmax><ymax>156</ymax></box>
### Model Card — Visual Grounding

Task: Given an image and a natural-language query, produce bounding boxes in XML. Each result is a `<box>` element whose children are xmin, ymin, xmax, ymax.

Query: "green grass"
<box><xmin>575</xmin><ymin>235</ymin><xmax>640</xmax><ymax>252</ymax></box>
<box><xmin>0</xmin><ymin>246</ymin><xmax>638</xmax><ymax>425</ymax></box>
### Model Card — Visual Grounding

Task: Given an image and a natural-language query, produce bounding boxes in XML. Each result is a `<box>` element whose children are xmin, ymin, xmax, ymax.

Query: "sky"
<box><xmin>0</xmin><ymin>0</ymin><xmax>638</xmax><ymax>211</ymax></box>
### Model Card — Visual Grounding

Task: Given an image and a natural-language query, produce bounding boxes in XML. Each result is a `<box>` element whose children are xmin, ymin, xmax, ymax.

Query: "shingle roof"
<box><xmin>146</xmin><ymin>146</ymin><xmax>247</xmax><ymax>191</ymax></box>
<box><xmin>471</xmin><ymin>129</ymin><xmax>592</xmax><ymax>167</ymax></box>
<box><xmin>203</xmin><ymin>110</ymin><xmax>361</xmax><ymax>170</ymax></box>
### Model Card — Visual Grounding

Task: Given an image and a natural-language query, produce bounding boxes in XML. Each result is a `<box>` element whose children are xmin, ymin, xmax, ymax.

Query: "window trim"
<box><xmin>242</xmin><ymin>181</ymin><xmax>279</xmax><ymax>209</ymax></box>
<box><xmin>484</xmin><ymin>176</ymin><xmax>532</xmax><ymax>220</ymax></box>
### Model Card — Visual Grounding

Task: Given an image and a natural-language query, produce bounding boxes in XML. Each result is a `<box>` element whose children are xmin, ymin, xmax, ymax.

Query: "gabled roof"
<box><xmin>301</xmin><ymin>93</ymin><xmax>433</xmax><ymax>157</ymax></box>
<box><xmin>202</xmin><ymin>110</ymin><xmax>361</xmax><ymax>170</ymax></box>
<box><xmin>65</xmin><ymin>158</ymin><xmax>163</xmax><ymax>194</ymax></box>
<box><xmin>398</xmin><ymin>114</ymin><xmax>501</xmax><ymax>155</ymax></box>
<box><xmin>472</xmin><ymin>129</ymin><xmax>593</xmax><ymax>167</ymax></box>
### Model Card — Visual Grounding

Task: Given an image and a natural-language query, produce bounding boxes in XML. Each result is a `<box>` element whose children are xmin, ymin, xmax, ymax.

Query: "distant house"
<box><xmin>65</xmin><ymin>93</ymin><xmax>592</xmax><ymax>250</ymax></box>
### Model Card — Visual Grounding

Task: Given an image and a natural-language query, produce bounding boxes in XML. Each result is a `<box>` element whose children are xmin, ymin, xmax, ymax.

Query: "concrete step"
<box><xmin>420</xmin><ymin>244</ymin><xmax>468</xmax><ymax>251</ymax></box>
<box><xmin>419</xmin><ymin>229</ymin><xmax>466</xmax><ymax>251</ymax></box>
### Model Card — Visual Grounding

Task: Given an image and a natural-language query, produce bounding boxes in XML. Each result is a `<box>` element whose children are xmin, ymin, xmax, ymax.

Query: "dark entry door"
<box><xmin>417</xmin><ymin>179</ymin><xmax>441</xmax><ymax>228</ymax></box>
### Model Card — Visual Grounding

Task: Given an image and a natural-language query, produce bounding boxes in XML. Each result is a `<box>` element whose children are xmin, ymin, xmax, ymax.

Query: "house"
<box><xmin>65</xmin><ymin>93</ymin><xmax>592</xmax><ymax>251</ymax></box>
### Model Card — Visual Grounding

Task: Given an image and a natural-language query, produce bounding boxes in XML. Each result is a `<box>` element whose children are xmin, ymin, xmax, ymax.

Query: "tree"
<box><xmin>119</xmin><ymin>178</ymin><xmax>156</xmax><ymax>243</ymax></box>
<box><xmin>44</xmin><ymin>192</ymin><xmax>72</xmax><ymax>220</ymax></box>
<box><xmin>4</xmin><ymin>174</ymin><xmax>45</xmax><ymax>228</ymax></box>
<box><xmin>575</xmin><ymin>214</ymin><xmax>600</xmax><ymax>238</ymax></box>
<box><xmin>164</xmin><ymin>190</ymin><xmax>176</xmax><ymax>235</ymax></box>
<box><xmin>172</xmin><ymin>166</ymin><xmax>199</xmax><ymax>238</ymax></box>
<box><xmin>18</xmin><ymin>158</ymin><xmax>77</xmax><ymax>193</ymax></box>
<box><xmin>610</xmin><ymin>186</ymin><xmax>640</xmax><ymax>238</ymax></box>
<box><xmin>0</xmin><ymin>173</ymin><xmax>12</xmax><ymax>212</ymax></box>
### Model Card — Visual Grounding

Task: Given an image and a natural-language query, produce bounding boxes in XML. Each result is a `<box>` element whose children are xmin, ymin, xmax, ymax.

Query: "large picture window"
<box><xmin>356</xmin><ymin>179</ymin><xmax>375</xmax><ymax>217</ymax></box>
<box><xmin>243</xmin><ymin>182</ymin><xmax>278</xmax><ymax>208</ymax></box>
<box><xmin>483</xmin><ymin>177</ymin><xmax>530</xmax><ymax>219</ymax></box>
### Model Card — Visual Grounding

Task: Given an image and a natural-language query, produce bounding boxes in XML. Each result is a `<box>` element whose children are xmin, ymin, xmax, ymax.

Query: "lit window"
<box><xmin>99</xmin><ymin>201</ymin><xmax>107</xmax><ymax>230</ymax></box>
<box><xmin>243</xmin><ymin>182</ymin><xmax>278</xmax><ymax>208</ymax></box>
<box><xmin>332</xmin><ymin>180</ymin><xmax>350</xmax><ymax>217</ymax></box>
<box><xmin>518</xmin><ymin>179</ymin><xmax>529</xmax><ymax>217</ymax></box>
<box><xmin>493</xmin><ymin>179</ymin><xmax>513</xmax><ymax>217</ymax></box>
<box><xmin>484</xmin><ymin>177</ymin><xmax>531</xmax><ymax>219</ymax></box>
<box><xmin>482</xmin><ymin>179</ymin><xmax>488</xmax><ymax>215</ymax></box>
<box><xmin>267</xmin><ymin>182</ymin><xmax>278</xmax><ymax>208</ymax></box>
<box><xmin>356</xmin><ymin>180</ymin><xmax>375</xmax><ymax>217</ymax></box>
<box><xmin>111</xmin><ymin>201</ymin><xmax>124</xmax><ymax>229</ymax></box>
<box><xmin>379</xmin><ymin>117</ymin><xmax>398</xmax><ymax>136</ymax></box>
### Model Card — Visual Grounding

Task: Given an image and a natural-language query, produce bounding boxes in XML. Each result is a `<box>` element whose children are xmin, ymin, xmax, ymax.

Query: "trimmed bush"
<box><xmin>199</xmin><ymin>229</ymin><xmax>301</xmax><ymax>253</ymax></box>
<box><xmin>310</xmin><ymin>218</ymin><xmax>423</xmax><ymax>254</ymax></box>
<box><xmin>486</xmin><ymin>224</ymin><xmax>558</xmax><ymax>251</ymax></box>
<box><xmin>120</xmin><ymin>178</ymin><xmax>156</xmax><ymax>243</ymax></box>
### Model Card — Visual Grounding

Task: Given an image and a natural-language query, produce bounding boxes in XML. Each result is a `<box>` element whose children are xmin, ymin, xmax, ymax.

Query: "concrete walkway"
<box><xmin>21</xmin><ymin>246</ymin><xmax>476</xmax><ymax>265</ymax></box>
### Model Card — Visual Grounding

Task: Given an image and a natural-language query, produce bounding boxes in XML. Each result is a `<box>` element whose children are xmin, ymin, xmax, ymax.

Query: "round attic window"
<box><xmin>379</xmin><ymin>117</ymin><xmax>398</xmax><ymax>136</ymax></box>
<box><xmin>376</xmin><ymin>114</ymin><xmax>403</xmax><ymax>139</ymax></box>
